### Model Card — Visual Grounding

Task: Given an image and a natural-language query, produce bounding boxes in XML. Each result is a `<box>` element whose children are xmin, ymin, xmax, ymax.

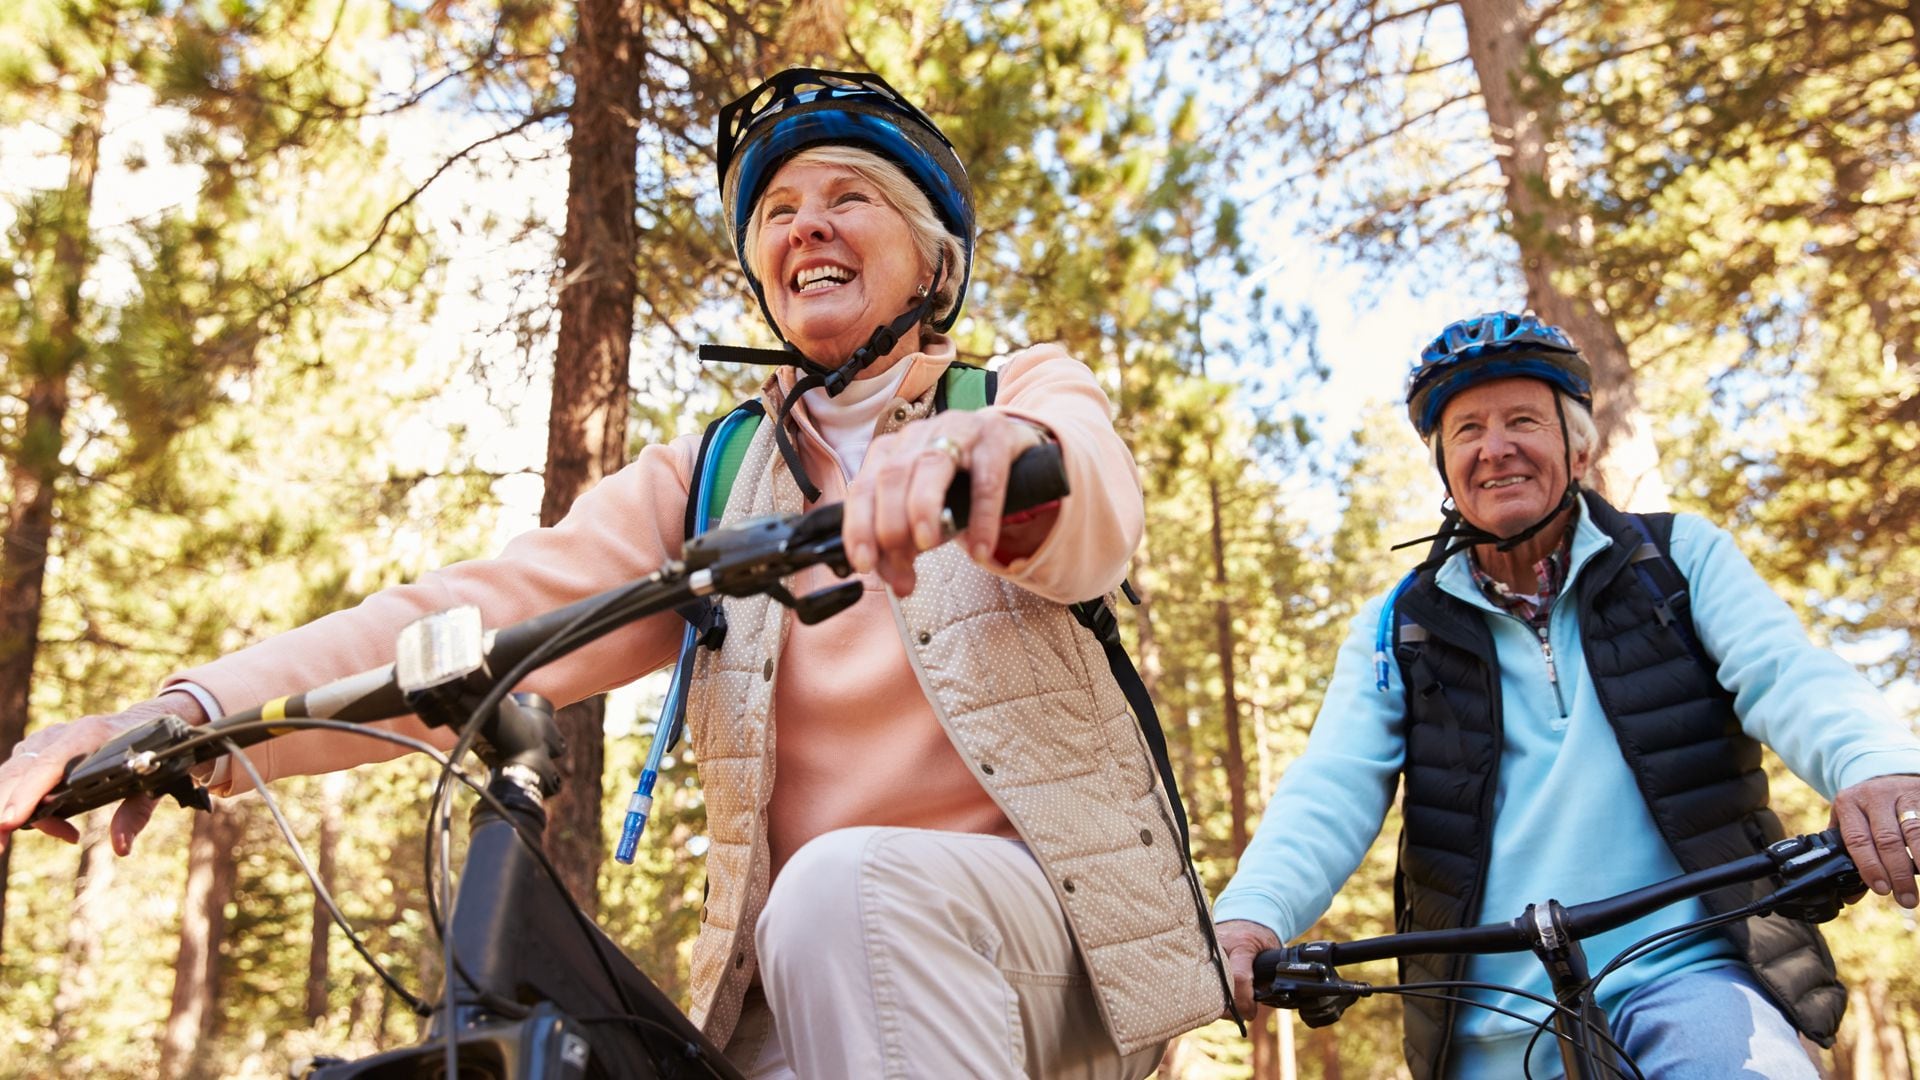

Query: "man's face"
<box><xmin>1438</xmin><ymin>378</ymin><xmax>1589</xmax><ymax>538</ymax></box>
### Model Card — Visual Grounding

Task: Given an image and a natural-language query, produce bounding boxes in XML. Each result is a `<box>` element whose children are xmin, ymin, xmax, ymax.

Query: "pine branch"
<box><xmin>1255</xmin><ymin>89</ymin><xmax>1479</xmax><ymax>198</ymax></box>
<box><xmin>273</xmin><ymin>107</ymin><xmax>564</xmax><ymax>314</ymax></box>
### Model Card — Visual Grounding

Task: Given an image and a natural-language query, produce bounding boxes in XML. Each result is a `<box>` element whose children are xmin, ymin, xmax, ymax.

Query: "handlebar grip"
<box><xmin>1252</xmin><ymin>948</ymin><xmax>1283</xmax><ymax>990</ymax></box>
<box><xmin>943</xmin><ymin>442</ymin><xmax>1069</xmax><ymax>532</ymax></box>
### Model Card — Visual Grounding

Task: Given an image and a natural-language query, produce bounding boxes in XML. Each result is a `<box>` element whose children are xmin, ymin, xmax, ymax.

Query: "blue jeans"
<box><xmin>1452</xmin><ymin>965</ymin><xmax>1820</xmax><ymax>1079</ymax></box>
<box><xmin>1607</xmin><ymin>965</ymin><xmax>1819</xmax><ymax>1080</ymax></box>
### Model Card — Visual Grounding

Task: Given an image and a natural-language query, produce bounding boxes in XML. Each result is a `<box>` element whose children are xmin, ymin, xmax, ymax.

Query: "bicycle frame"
<box><xmin>302</xmin><ymin>694</ymin><xmax>739</xmax><ymax>1080</ymax></box>
<box><xmin>1254</xmin><ymin>829</ymin><xmax>1863</xmax><ymax>1079</ymax></box>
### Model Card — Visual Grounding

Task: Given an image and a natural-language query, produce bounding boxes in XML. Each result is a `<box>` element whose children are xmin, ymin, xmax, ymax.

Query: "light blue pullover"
<box><xmin>1215</xmin><ymin>497</ymin><xmax>1920</xmax><ymax>1074</ymax></box>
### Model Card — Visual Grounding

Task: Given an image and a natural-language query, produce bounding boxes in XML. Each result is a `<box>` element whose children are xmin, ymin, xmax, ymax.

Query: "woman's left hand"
<box><xmin>841</xmin><ymin>411</ymin><xmax>1053</xmax><ymax>596</ymax></box>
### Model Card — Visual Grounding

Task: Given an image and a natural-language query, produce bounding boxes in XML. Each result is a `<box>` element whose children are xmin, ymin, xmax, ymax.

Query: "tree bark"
<box><xmin>49</xmin><ymin>818</ymin><xmax>115</xmax><ymax>1048</ymax></box>
<box><xmin>0</xmin><ymin>70</ymin><xmax>107</xmax><ymax>953</ymax></box>
<box><xmin>1205</xmin><ymin>459</ymin><xmax>1247</xmax><ymax>858</ymax></box>
<box><xmin>1205</xmin><ymin>434</ymin><xmax>1270</xmax><ymax>1077</ymax></box>
<box><xmin>537</xmin><ymin>0</ymin><xmax>645</xmax><ymax>917</ymax></box>
<box><xmin>305</xmin><ymin>776</ymin><xmax>344</xmax><ymax>1022</ymax></box>
<box><xmin>160</xmin><ymin>803</ymin><xmax>243</xmax><ymax>1080</ymax></box>
<box><xmin>1454</xmin><ymin>0</ymin><xmax>1668</xmax><ymax>510</ymax></box>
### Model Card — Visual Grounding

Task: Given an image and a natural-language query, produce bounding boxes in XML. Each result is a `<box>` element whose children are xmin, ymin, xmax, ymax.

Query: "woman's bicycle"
<box><xmin>29</xmin><ymin>445</ymin><xmax>1071</xmax><ymax>1080</ymax></box>
<box><xmin>1251</xmin><ymin>828</ymin><xmax>1867</xmax><ymax>1079</ymax></box>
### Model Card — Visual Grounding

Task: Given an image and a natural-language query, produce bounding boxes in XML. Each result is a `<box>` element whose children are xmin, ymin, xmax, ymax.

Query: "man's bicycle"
<box><xmin>29</xmin><ymin>445</ymin><xmax>1071</xmax><ymax>1079</ymax></box>
<box><xmin>1251</xmin><ymin>829</ymin><xmax>1866</xmax><ymax>1079</ymax></box>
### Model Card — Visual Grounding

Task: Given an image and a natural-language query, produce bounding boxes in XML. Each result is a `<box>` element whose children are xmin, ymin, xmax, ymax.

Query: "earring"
<box><xmin>915</xmin><ymin>283</ymin><xmax>930</xmax><ymax>298</ymax></box>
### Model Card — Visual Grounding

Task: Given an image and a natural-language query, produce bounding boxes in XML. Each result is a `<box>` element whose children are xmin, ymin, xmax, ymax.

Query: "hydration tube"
<box><xmin>615</xmin><ymin>408</ymin><xmax>758</xmax><ymax>864</ymax></box>
<box><xmin>1374</xmin><ymin>570</ymin><xmax>1420</xmax><ymax>692</ymax></box>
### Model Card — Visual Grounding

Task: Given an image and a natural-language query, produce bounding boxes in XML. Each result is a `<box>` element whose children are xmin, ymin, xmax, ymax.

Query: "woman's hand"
<box><xmin>840</xmin><ymin>410</ymin><xmax>1053</xmax><ymax>597</ymax></box>
<box><xmin>0</xmin><ymin>693</ymin><xmax>209</xmax><ymax>856</ymax></box>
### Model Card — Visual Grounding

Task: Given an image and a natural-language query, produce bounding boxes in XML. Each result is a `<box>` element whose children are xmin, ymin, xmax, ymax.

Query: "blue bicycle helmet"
<box><xmin>1406</xmin><ymin>312</ymin><xmax>1590</xmax><ymax>438</ymax></box>
<box><xmin>717</xmin><ymin>68</ymin><xmax>975</xmax><ymax>334</ymax></box>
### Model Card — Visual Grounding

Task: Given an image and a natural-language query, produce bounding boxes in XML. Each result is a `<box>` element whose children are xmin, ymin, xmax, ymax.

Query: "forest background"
<box><xmin>1</xmin><ymin>0</ymin><xmax>1915</xmax><ymax>1077</ymax></box>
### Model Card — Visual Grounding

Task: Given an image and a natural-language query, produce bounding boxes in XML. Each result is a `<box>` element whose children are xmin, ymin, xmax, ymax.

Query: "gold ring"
<box><xmin>928</xmin><ymin>435</ymin><xmax>966</xmax><ymax>470</ymax></box>
<box><xmin>1901</xmin><ymin>809</ymin><xmax>1920</xmax><ymax>825</ymax></box>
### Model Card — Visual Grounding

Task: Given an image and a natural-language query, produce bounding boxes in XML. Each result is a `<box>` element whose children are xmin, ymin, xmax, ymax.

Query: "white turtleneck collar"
<box><xmin>800</xmin><ymin>358</ymin><xmax>913</xmax><ymax>480</ymax></box>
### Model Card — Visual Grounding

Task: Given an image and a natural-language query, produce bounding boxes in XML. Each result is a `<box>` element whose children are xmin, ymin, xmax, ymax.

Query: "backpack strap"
<box><xmin>935</xmin><ymin>362</ymin><xmax>995</xmax><ymax>413</ymax></box>
<box><xmin>1623</xmin><ymin>511</ymin><xmax>1714</xmax><ymax>673</ymax></box>
<box><xmin>675</xmin><ymin>403</ymin><xmax>765</xmax><ymax>651</ymax></box>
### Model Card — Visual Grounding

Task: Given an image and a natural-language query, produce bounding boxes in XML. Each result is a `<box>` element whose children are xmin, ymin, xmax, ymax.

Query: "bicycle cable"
<box><xmin>203</xmin><ymin>719</ymin><xmax>485</xmax><ymax>1018</ymax></box>
<box><xmin>1588</xmin><ymin>901</ymin><xmax>1765</xmax><ymax>991</ymax></box>
<box><xmin>154</xmin><ymin>716</ymin><xmax>551</xmax><ymax>1024</ymax></box>
<box><xmin>420</xmin><ymin>578</ymin><xmax>670</xmax><ymax>1076</ymax></box>
<box><xmin>1511</xmin><ymin>900</ymin><xmax>1776</xmax><ymax>1077</ymax></box>
<box><xmin>1382</xmin><ymin>980</ymin><xmax>1644</xmax><ymax>1080</ymax></box>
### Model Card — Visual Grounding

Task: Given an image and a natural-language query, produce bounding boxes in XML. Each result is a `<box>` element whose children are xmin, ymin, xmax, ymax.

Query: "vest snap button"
<box><xmin>891</xmin><ymin>406</ymin><xmax>908</xmax><ymax>423</ymax></box>
<box><xmin>1140</xmin><ymin>828</ymin><xmax>1153</xmax><ymax>846</ymax></box>
<box><xmin>917</xmin><ymin>630</ymin><xmax>931</xmax><ymax>645</ymax></box>
<box><xmin>762</xmin><ymin>658</ymin><xmax>773</xmax><ymax>680</ymax></box>
<box><xmin>1062</xmin><ymin>878</ymin><xmax>1076</xmax><ymax>893</ymax></box>
<box><xmin>980</xmin><ymin>762</ymin><xmax>995</xmax><ymax>775</ymax></box>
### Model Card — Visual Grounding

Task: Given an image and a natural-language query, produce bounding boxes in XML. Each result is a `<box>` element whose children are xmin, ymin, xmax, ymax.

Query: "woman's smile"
<box><xmin>757</xmin><ymin>161</ymin><xmax>925</xmax><ymax>364</ymax></box>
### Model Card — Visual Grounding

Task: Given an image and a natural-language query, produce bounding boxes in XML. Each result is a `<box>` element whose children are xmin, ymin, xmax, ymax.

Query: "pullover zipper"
<box><xmin>1533</xmin><ymin>623</ymin><xmax>1568</xmax><ymax>719</ymax></box>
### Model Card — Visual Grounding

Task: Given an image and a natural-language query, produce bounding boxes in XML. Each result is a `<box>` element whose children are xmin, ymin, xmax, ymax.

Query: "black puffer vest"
<box><xmin>1391</xmin><ymin>492</ymin><xmax>1844</xmax><ymax>1080</ymax></box>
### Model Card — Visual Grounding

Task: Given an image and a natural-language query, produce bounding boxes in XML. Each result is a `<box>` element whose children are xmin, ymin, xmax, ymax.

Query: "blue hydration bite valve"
<box><xmin>615</xmin><ymin>769</ymin><xmax>659</xmax><ymax>864</ymax></box>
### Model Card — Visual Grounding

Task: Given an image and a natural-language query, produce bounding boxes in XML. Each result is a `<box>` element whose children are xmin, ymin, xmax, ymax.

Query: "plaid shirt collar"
<box><xmin>1467</xmin><ymin>530</ymin><xmax>1574</xmax><ymax>631</ymax></box>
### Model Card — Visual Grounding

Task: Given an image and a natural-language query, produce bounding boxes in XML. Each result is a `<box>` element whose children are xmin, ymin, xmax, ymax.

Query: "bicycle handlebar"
<box><xmin>32</xmin><ymin>443</ymin><xmax>1070</xmax><ymax>825</ymax></box>
<box><xmin>1252</xmin><ymin>828</ymin><xmax>1862</xmax><ymax>1001</ymax></box>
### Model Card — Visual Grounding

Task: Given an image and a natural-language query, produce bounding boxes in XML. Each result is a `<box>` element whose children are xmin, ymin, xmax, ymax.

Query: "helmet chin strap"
<box><xmin>1393</xmin><ymin>391</ymin><xmax>1581</xmax><ymax>570</ymax></box>
<box><xmin>698</xmin><ymin>255</ymin><xmax>947</xmax><ymax>503</ymax></box>
<box><xmin>770</xmin><ymin>287</ymin><xmax>936</xmax><ymax>501</ymax></box>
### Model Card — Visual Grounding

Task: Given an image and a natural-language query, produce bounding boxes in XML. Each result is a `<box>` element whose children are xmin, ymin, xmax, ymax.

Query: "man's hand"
<box><xmin>1830</xmin><ymin>772</ymin><xmax>1920</xmax><ymax>908</ymax></box>
<box><xmin>1216</xmin><ymin>918</ymin><xmax>1282</xmax><ymax>1020</ymax></box>
<box><xmin>0</xmin><ymin>694</ymin><xmax>209</xmax><ymax>857</ymax></box>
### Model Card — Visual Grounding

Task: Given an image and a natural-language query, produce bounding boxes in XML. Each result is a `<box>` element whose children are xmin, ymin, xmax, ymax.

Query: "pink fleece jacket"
<box><xmin>169</xmin><ymin>337</ymin><xmax>1142</xmax><ymax>873</ymax></box>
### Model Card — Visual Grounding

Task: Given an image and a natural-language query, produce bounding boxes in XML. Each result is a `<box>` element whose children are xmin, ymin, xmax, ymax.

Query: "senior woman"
<box><xmin>0</xmin><ymin>69</ymin><xmax>1229</xmax><ymax>1077</ymax></box>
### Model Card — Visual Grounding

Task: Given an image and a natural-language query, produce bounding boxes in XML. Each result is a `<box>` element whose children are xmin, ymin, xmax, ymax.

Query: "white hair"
<box><xmin>735</xmin><ymin>145</ymin><xmax>964</xmax><ymax>327</ymax></box>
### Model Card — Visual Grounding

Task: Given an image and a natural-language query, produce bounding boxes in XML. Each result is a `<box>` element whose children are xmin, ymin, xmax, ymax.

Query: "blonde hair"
<box><xmin>733</xmin><ymin>145</ymin><xmax>965</xmax><ymax>327</ymax></box>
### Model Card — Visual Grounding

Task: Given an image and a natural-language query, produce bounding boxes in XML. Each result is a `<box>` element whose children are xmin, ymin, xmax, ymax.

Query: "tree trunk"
<box><xmin>1454</xmin><ymin>0</ymin><xmax>1667</xmax><ymax>510</ymax></box>
<box><xmin>1277</xmin><ymin>1003</ymin><xmax>1297</xmax><ymax>1080</ymax></box>
<box><xmin>1307</xmin><ymin>1021</ymin><xmax>1345</xmax><ymax>1080</ymax></box>
<box><xmin>0</xmin><ymin>72</ymin><xmax>107</xmax><ymax>952</ymax></box>
<box><xmin>1205</xmin><ymin>459</ymin><xmax>1247</xmax><ymax>857</ymax></box>
<box><xmin>1250</xmin><ymin>1005</ymin><xmax>1284</xmax><ymax>1080</ymax></box>
<box><xmin>49</xmin><ymin>817</ymin><xmax>115</xmax><ymax>1047</ymax></box>
<box><xmin>305</xmin><ymin>775</ymin><xmax>344</xmax><ymax>1022</ymax></box>
<box><xmin>160</xmin><ymin>803</ymin><xmax>243</xmax><ymax>1080</ymax></box>
<box><xmin>538</xmin><ymin>0</ymin><xmax>645</xmax><ymax>918</ymax></box>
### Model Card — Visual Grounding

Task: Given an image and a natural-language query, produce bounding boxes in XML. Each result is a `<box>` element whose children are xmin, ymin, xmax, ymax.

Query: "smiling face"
<box><xmin>1438</xmin><ymin>377</ymin><xmax>1590</xmax><ymax>538</ymax></box>
<box><xmin>750</xmin><ymin>159</ymin><xmax>928</xmax><ymax>367</ymax></box>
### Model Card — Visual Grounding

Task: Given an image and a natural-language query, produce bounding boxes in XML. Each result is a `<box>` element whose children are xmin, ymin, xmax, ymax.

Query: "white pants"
<box><xmin>723</xmin><ymin>827</ymin><xmax>1164</xmax><ymax>1079</ymax></box>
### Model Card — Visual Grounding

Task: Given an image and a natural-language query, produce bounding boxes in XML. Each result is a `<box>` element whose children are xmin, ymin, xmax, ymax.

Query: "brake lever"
<box><xmin>32</xmin><ymin>714</ymin><xmax>211</xmax><ymax>824</ymax></box>
<box><xmin>1253</xmin><ymin>943</ymin><xmax>1369</xmax><ymax>1027</ymax></box>
<box><xmin>1759</xmin><ymin>831</ymin><xmax>1863</xmax><ymax>924</ymax></box>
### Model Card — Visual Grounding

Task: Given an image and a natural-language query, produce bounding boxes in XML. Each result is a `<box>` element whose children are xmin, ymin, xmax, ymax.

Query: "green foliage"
<box><xmin>5</xmin><ymin>2</ymin><xmax>1918</xmax><ymax>1078</ymax></box>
